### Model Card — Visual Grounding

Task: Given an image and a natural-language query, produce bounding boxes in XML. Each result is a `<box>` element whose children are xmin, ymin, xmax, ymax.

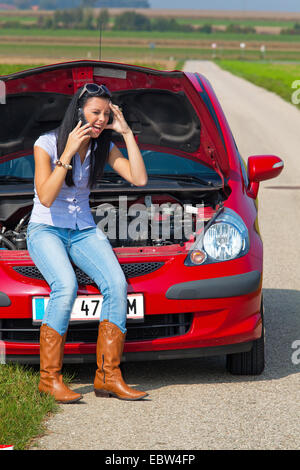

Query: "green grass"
<box><xmin>0</xmin><ymin>363</ymin><xmax>59</xmax><ymax>450</ymax></box>
<box><xmin>100</xmin><ymin>30</ymin><xmax>300</xmax><ymax>43</ymax></box>
<box><xmin>217</xmin><ymin>60</ymin><xmax>300</xmax><ymax>108</ymax></box>
<box><xmin>131</xmin><ymin>61</ymin><xmax>183</xmax><ymax>70</ymax></box>
<box><xmin>0</xmin><ymin>64</ymin><xmax>46</xmax><ymax>75</ymax></box>
<box><xmin>0</xmin><ymin>28</ymin><xmax>99</xmax><ymax>37</ymax></box>
<box><xmin>0</xmin><ymin>27</ymin><xmax>300</xmax><ymax>43</ymax></box>
<box><xmin>0</xmin><ymin>42</ymin><xmax>99</xmax><ymax>59</ymax></box>
<box><xmin>0</xmin><ymin>61</ymin><xmax>183</xmax><ymax>78</ymax></box>
<box><xmin>0</xmin><ymin>16</ymin><xmax>37</xmax><ymax>22</ymax></box>
<box><xmin>1</xmin><ymin>42</ymin><xmax>300</xmax><ymax>63</ymax></box>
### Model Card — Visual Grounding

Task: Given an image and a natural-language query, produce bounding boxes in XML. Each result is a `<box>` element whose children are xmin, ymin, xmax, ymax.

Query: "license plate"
<box><xmin>32</xmin><ymin>294</ymin><xmax>144</xmax><ymax>323</ymax></box>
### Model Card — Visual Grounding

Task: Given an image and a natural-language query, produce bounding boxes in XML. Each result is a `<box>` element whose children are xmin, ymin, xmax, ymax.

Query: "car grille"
<box><xmin>0</xmin><ymin>313</ymin><xmax>192</xmax><ymax>344</ymax></box>
<box><xmin>13</xmin><ymin>262</ymin><xmax>164</xmax><ymax>284</ymax></box>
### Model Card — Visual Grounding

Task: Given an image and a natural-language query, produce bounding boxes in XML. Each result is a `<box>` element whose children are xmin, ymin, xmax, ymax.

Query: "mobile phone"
<box><xmin>108</xmin><ymin>110</ymin><xmax>114</xmax><ymax>125</ymax></box>
<box><xmin>77</xmin><ymin>107</ymin><xmax>88</xmax><ymax>126</ymax></box>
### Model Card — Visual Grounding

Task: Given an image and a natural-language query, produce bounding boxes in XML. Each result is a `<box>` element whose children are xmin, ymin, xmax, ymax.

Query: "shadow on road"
<box><xmin>65</xmin><ymin>287</ymin><xmax>300</xmax><ymax>395</ymax></box>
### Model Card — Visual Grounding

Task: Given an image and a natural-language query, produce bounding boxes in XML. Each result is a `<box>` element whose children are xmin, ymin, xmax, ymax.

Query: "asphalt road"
<box><xmin>31</xmin><ymin>61</ymin><xmax>300</xmax><ymax>450</ymax></box>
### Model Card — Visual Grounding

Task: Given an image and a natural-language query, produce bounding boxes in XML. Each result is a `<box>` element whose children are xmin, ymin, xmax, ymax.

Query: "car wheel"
<box><xmin>226</xmin><ymin>299</ymin><xmax>265</xmax><ymax>375</ymax></box>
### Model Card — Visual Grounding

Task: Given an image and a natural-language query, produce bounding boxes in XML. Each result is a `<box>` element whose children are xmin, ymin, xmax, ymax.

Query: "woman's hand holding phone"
<box><xmin>64</xmin><ymin>121</ymin><xmax>92</xmax><ymax>158</ymax></box>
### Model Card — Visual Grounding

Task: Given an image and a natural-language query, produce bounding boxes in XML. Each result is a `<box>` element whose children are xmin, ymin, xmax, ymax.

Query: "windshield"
<box><xmin>105</xmin><ymin>149</ymin><xmax>221</xmax><ymax>183</ymax></box>
<box><xmin>0</xmin><ymin>155</ymin><xmax>34</xmax><ymax>180</ymax></box>
<box><xmin>0</xmin><ymin>149</ymin><xmax>221</xmax><ymax>184</ymax></box>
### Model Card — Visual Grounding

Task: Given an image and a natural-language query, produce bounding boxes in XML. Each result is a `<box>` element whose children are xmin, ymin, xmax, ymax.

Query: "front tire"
<box><xmin>226</xmin><ymin>300</ymin><xmax>265</xmax><ymax>375</ymax></box>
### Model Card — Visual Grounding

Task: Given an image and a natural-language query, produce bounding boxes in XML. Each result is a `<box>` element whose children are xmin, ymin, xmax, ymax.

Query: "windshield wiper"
<box><xmin>0</xmin><ymin>175</ymin><xmax>33</xmax><ymax>183</ymax></box>
<box><xmin>148</xmin><ymin>174</ymin><xmax>219</xmax><ymax>187</ymax></box>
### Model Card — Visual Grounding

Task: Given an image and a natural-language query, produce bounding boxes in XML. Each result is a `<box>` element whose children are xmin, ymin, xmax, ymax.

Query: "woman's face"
<box><xmin>83</xmin><ymin>96</ymin><xmax>111</xmax><ymax>139</ymax></box>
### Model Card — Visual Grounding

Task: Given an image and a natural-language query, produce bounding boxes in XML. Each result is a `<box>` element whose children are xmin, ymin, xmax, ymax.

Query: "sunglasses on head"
<box><xmin>78</xmin><ymin>83</ymin><xmax>112</xmax><ymax>100</ymax></box>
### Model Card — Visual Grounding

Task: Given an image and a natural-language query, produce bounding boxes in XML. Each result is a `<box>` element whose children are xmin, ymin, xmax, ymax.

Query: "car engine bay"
<box><xmin>0</xmin><ymin>188</ymin><xmax>224</xmax><ymax>251</ymax></box>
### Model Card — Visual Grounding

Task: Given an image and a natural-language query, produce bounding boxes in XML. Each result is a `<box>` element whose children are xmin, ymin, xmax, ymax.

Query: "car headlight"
<box><xmin>184</xmin><ymin>207</ymin><xmax>249</xmax><ymax>265</ymax></box>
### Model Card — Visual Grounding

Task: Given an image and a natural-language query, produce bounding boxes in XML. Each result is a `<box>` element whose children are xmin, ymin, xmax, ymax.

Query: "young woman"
<box><xmin>27</xmin><ymin>83</ymin><xmax>148</xmax><ymax>403</ymax></box>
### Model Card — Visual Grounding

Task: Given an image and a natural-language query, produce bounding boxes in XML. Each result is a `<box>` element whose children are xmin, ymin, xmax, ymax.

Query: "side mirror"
<box><xmin>247</xmin><ymin>155</ymin><xmax>284</xmax><ymax>199</ymax></box>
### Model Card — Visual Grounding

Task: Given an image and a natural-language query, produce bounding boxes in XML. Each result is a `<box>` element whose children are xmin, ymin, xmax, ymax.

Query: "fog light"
<box><xmin>190</xmin><ymin>250</ymin><xmax>206</xmax><ymax>265</ymax></box>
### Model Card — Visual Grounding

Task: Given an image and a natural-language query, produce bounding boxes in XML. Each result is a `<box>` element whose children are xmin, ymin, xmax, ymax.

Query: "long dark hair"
<box><xmin>56</xmin><ymin>85</ymin><xmax>113</xmax><ymax>189</ymax></box>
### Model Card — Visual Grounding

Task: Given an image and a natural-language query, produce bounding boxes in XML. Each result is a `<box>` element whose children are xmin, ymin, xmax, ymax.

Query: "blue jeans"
<box><xmin>26</xmin><ymin>222</ymin><xmax>128</xmax><ymax>336</ymax></box>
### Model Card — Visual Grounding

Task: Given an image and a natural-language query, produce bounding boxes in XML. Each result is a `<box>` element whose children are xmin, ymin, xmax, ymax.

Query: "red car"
<box><xmin>0</xmin><ymin>60</ymin><xmax>283</xmax><ymax>374</ymax></box>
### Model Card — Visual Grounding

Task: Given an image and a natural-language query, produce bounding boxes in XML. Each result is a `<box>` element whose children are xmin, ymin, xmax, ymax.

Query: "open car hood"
<box><xmin>0</xmin><ymin>60</ymin><xmax>230</xmax><ymax>180</ymax></box>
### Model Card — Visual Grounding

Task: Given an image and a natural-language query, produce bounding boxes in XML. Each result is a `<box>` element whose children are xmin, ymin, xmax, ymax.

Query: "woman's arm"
<box><xmin>106</xmin><ymin>104</ymin><xmax>148</xmax><ymax>187</ymax></box>
<box><xmin>34</xmin><ymin>146</ymin><xmax>72</xmax><ymax>208</ymax></box>
<box><xmin>35</xmin><ymin>122</ymin><xmax>91</xmax><ymax>208</ymax></box>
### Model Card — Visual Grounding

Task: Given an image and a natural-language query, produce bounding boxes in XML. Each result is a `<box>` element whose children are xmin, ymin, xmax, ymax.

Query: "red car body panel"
<box><xmin>1</xmin><ymin>250</ymin><xmax>262</xmax><ymax>357</ymax></box>
<box><xmin>0</xmin><ymin>60</ymin><xmax>282</xmax><ymax>364</ymax></box>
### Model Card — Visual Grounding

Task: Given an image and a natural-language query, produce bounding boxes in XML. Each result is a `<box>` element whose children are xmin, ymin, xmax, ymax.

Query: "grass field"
<box><xmin>1</xmin><ymin>9</ymin><xmax>300</xmax><ymax>67</ymax></box>
<box><xmin>218</xmin><ymin>60</ymin><xmax>300</xmax><ymax>108</ymax></box>
<box><xmin>1</xmin><ymin>24</ymin><xmax>300</xmax><ymax>66</ymax></box>
<box><xmin>0</xmin><ymin>363</ymin><xmax>59</xmax><ymax>450</ymax></box>
<box><xmin>1</xmin><ymin>42</ymin><xmax>300</xmax><ymax>64</ymax></box>
<box><xmin>1</xmin><ymin>27</ymin><xmax>300</xmax><ymax>43</ymax></box>
<box><xmin>0</xmin><ymin>15</ymin><xmax>37</xmax><ymax>22</ymax></box>
<box><xmin>0</xmin><ymin>63</ymin><xmax>47</xmax><ymax>74</ymax></box>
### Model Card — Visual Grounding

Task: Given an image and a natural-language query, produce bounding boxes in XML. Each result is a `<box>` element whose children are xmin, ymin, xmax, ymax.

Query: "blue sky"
<box><xmin>149</xmin><ymin>0</ymin><xmax>300</xmax><ymax>11</ymax></box>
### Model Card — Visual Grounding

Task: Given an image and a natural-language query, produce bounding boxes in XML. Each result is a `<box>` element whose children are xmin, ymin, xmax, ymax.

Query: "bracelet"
<box><xmin>54</xmin><ymin>160</ymin><xmax>72</xmax><ymax>170</ymax></box>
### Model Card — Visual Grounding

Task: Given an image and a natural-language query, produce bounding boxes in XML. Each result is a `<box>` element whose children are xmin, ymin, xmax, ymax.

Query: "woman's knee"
<box><xmin>112</xmin><ymin>268</ymin><xmax>127</xmax><ymax>291</ymax></box>
<box><xmin>50</xmin><ymin>276</ymin><xmax>78</xmax><ymax>299</ymax></box>
<box><xmin>100</xmin><ymin>271</ymin><xmax>127</xmax><ymax>297</ymax></box>
<box><xmin>115</xmin><ymin>275</ymin><xmax>128</xmax><ymax>296</ymax></box>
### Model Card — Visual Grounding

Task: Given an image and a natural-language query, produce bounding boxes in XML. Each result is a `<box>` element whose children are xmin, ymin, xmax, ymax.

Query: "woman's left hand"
<box><xmin>105</xmin><ymin>103</ymin><xmax>131</xmax><ymax>135</ymax></box>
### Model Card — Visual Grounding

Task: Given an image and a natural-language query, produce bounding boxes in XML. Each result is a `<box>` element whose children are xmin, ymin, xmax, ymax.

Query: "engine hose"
<box><xmin>0</xmin><ymin>234</ymin><xmax>17</xmax><ymax>250</ymax></box>
<box><xmin>15</xmin><ymin>212</ymin><xmax>31</xmax><ymax>233</ymax></box>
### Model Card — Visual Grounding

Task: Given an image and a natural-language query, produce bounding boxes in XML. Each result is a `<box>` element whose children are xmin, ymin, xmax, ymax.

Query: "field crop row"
<box><xmin>1</xmin><ymin>42</ymin><xmax>300</xmax><ymax>63</ymax></box>
<box><xmin>1</xmin><ymin>27</ymin><xmax>300</xmax><ymax>43</ymax></box>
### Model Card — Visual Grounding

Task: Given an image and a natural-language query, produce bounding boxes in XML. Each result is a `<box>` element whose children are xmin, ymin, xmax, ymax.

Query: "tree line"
<box><xmin>281</xmin><ymin>23</ymin><xmax>300</xmax><ymax>35</ymax></box>
<box><xmin>0</xmin><ymin>9</ymin><xmax>213</xmax><ymax>32</ymax></box>
<box><xmin>4</xmin><ymin>7</ymin><xmax>294</xmax><ymax>36</ymax></box>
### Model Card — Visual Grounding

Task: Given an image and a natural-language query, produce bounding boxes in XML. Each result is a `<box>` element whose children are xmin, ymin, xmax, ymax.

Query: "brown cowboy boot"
<box><xmin>38</xmin><ymin>324</ymin><xmax>82</xmax><ymax>403</ymax></box>
<box><xmin>94</xmin><ymin>320</ymin><xmax>148</xmax><ymax>400</ymax></box>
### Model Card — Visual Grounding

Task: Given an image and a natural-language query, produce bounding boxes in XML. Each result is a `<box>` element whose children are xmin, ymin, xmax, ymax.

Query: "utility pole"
<box><xmin>99</xmin><ymin>21</ymin><xmax>102</xmax><ymax>61</ymax></box>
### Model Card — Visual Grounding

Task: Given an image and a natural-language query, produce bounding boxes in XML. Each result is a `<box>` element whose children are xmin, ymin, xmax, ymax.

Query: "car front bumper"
<box><xmin>2</xmin><ymin>289</ymin><xmax>262</xmax><ymax>363</ymax></box>
<box><xmin>0</xmin><ymin>252</ymin><xmax>263</xmax><ymax>363</ymax></box>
